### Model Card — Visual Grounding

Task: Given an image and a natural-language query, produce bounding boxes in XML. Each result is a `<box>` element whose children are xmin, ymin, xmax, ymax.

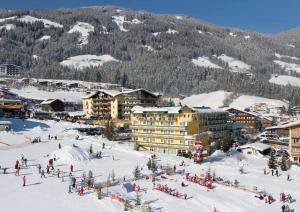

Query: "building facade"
<box><xmin>82</xmin><ymin>89</ymin><xmax>160</xmax><ymax>122</ymax></box>
<box><xmin>41</xmin><ymin>99</ymin><xmax>64</xmax><ymax>112</ymax></box>
<box><xmin>130</xmin><ymin>106</ymin><xmax>198</xmax><ymax>155</ymax></box>
<box><xmin>287</xmin><ymin>122</ymin><xmax>300</xmax><ymax>164</ymax></box>
<box><xmin>0</xmin><ymin>64</ymin><xmax>21</xmax><ymax>77</ymax></box>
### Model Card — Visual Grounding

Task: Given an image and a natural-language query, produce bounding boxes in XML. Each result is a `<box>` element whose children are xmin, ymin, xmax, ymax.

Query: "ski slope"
<box><xmin>269</xmin><ymin>75</ymin><xmax>300</xmax><ymax>87</ymax></box>
<box><xmin>218</xmin><ymin>54</ymin><xmax>251</xmax><ymax>73</ymax></box>
<box><xmin>60</xmin><ymin>55</ymin><xmax>119</xmax><ymax>70</ymax></box>
<box><xmin>0</xmin><ymin>24</ymin><xmax>15</xmax><ymax>31</ymax></box>
<box><xmin>18</xmin><ymin>15</ymin><xmax>63</xmax><ymax>28</ymax></box>
<box><xmin>274</xmin><ymin>60</ymin><xmax>300</xmax><ymax>73</ymax></box>
<box><xmin>0</xmin><ymin>118</ymin><xmax>299</xmax><ymax>212</ymax></box>
<box><xmin>230</xmin><ymin>95</ymin><xmax>288</xmax><ymax>109</ymax></box>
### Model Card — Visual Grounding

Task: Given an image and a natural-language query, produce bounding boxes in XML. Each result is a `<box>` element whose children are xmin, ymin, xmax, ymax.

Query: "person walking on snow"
<box><xmin>15</xmin><ymin>165</ymin><xmax>20</xmax><ymax>176</ymax></box>
<box><xmin>59</xmin><ymin>143</ymin><xmax>61</xmax><ymax>149</ymax></box>
<box><xmin>276</xmin><ymin>169</ymin><xmax>279</xmax><ymax>177</ymax></box>
<box><xmin>22</xmin><ymin>176</ymin><xmax>26</xmax><ymax>187</ymax></box>
<box><xmin>37</xmin><ymin>164</ymin><xmax>42</xmax><ymax>174</ymax></box>
<box><xmin>57</xmin><ymin>169</ymin><xmax>60</xmax><ymax>178</ymax></box>
<box><xmin>271</xmin><ymin>169</ymin><xmax>274</xmax><ymax>176</ymax></box>
<box><xmin>70</xmin><ymin>164</ymin><xmax>73</xmax><ymax>172</ymax></box>
<box><xmin>287</xmin><ymin>174</ymin><xmax>290</xmax><ymax>181</ymax></box>
<box><xmin>41</xmin><ymin>169</ymin><xmax>46</xmax><ymax>178</ymax></box>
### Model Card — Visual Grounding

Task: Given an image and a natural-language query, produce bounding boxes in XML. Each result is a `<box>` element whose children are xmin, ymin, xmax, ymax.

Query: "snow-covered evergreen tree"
<box><xmin>133</xmin><ymin>164</ymin><xmax>141</xmax><ymax>179</ymax></box>
<box><xmin>268</xmin><ymin>150</ymin><xmax>277</xmax><ymax>170</ymax></box>
<box><xmin>280</xmin><ymin>156</ymin><xmax>288</xmax><ymax>171</ymax></box>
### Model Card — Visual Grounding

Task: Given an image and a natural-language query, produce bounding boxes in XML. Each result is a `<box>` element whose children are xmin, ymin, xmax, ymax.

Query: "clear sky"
<box><xmin>1</xmin><ymin>0</ymin><xmax>299</xmax><ymax>34</ymax></box>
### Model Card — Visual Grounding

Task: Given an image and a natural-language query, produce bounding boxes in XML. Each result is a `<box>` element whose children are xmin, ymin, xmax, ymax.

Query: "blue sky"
<box><xmin>1</xmin><ymin>0</ymin><xmax>299</xmax><ymax>34</ymax></box>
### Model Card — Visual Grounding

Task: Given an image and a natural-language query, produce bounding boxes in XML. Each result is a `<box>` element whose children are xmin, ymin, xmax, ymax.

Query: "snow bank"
<box><xmin>50</xmin><ymin>145</ymin><xmax>91</xmax><ymax>164</ymax></box>
<box><xmin>218</xmin><ymin>54</ymin><xmax>251</xmax><ymax>73</ymax></box>
<box><xmin>274</xmin><ymin>60</ymin><xmax>300</xmax><ymax>73</ymax></box>
<box><xmin>210</xmin><ymin>150</ymin><xmax>225</xmax><ymax>157</ymax></box>
<box><xmin>180</xmin><ymin>90</ymin><xmax>232</xmax><ymax>108</ymax></box>
<box><xmin>68</xmin><ymin>22</ymin><xmax>94</xmax><ymax>46</ymax></box>
<box><xmin>274</xmin><ymin>53</ymin><xmax>299</xmax><ymax>61</ymax></box>
<box><xmin>0</xmin><ymin>24</ymin><xmax>15</xmax><ymax>31</ymax></box>
<box><xmin>192</xmin><ymin>56</ymin><xmax>223</xmax><ymax>69</ymax></box>
<box><xmin>60</xmin><ymin>54</ymin><xmax>119</xmax><ymax>70</ymax></box>
<box><xmin>18</xmin><ymin>15</ymin><xmax>63</xmax><ymax>28</ymax></box>
<box><xmin>269</xmin><ymin>75</ymin><xmax>300</xmax><ymax>87</ymax></box>
<box><xmin>112</xmin><ymin>15</ymin><xmax>142</xmax><ymax>32</ymax></box>
<box><xmin>230</xmin><ymin>95</ymin><xmax>288</xmax><ymax>109</ymax></box>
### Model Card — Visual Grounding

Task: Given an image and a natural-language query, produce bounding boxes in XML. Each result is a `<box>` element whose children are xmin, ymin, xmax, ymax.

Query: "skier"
<box><xmin>24</xmin><ymin>158</ymin><xmax>28</xmax><ymax>167</ymax></box>
<box><xmin>263</xmin><ymin>168</ymin><xmax>266</xmax><ymax>175</ymax></box>
<box><xmin>48</xmin><ymin>134</ymin><xmax>51</xmax><ymax>140</ymax></box>
<box><xmin>54</xmin><ymin>135</ymin><xmax>57</xmax><ymax>140</ymax></box>
<box><xmin>70</xmin><ymin>164</ymin><xmax>74</xmax><ymax>172</ymax></box>
<box><xmin>72</xmin><ymin>177</ymin><xmax>76</xmax><ymax>188</ymax></box>
<box><xmin>287</xmin><ymin>174</ymin><xmax>290</xmax><ymax>181</ymax></box>
<box><xmin>281</xmin><ymin>205</ymin><xmax>286</xmax><ymax>212</ymax></box>
<box><xmin>181</xmin><ymin>182</ymin><xmax>185</xmax><ymax>187</ymax></box>
<box><xmin>184</xmin><ymin>193</ymin><xmax>187</xmax><ymax>200</ymax></box>
<box><xmin>37</xmin><ymin>164</ymin><xmax>42</xmax><ymax>174</ymax></box>
<box><xmin>41</xmin><ymin>169</ymin><xmax>46</xmax><ymax>178</ymax></box>
<box><xmin>46</xmin><ymin>165</ymin><xmax>50</xmax><ymax>174</ymax></box>
<box><xmin>271</xmin><ymin>169</ymin><xmax>274</xmax><ymax>176</ymax></box>
<box><xmin>59</xmin><ymin>143</ymin><xmax>61</xmax><ymax>149</ymax></box>
<box><xmin>112</xmin><ymin>155</ymin><xmax>114</xmax><ymax>160</ymax></box>
<box><xmin>22</xmin><ymin>176</ymin><xmax>26</xmax><ymax>187</ymax></box>
<box><xmin>102</xmin><ymin>143</ymin><xmax>105</xmax><ymax>149</ymax></box>
<box><xmin>57</xmin><ymin>169</ymin><xmax>60</xmax><ymax>178</ymax></box>
<box><xmin>15</xmin><ymin>165</ymin><xmax>20</xmax><ymax>176</ymax></box>
<box><xmin>276</xmin><ymin>169</ymin><xmax>279</xmax><ymax>177</ymax></box>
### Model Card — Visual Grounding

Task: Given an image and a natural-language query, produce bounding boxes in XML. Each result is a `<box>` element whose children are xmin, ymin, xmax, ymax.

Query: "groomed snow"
<box><xmin>0</xmin><ymin>24</ymin><xmax>15</xmax><ymax>31</ymax></box>
<box><xmin>60</xmin><ymin>54</ymin><xmax>119</xmax><ymax>70</ymax></box>
<box><xmin>218</xmin><ymin>54</ymin><xmax>251</xmax><ymax>73</ymax></box>
<box><xmin>179</xmin><ymin>90</ymin><xmax>232</xmax><ymax>108</ymax></box>
<box><xmin>50</xmin><ymin>146</ymin><xmax>91</xmax><ymax>164</ymax></box>
<box><xmin>229</xmin><ymin>32</ymin><xmax>237</xmax><ymax>37</ymax></box>
<box><xmin>142</xmin><ymin>45</ymin><xmax>155</xmax><ymax>52</ymax></box>
<box><xmin>18</xmin><ymin>15</ymin><xmax>63</xmax><ymax>28</ymax></box>
<box><xmin>274</xmin><ymin>60</ymin><xmax>300</xmax><ymax>73</ymax></box>
<box><xmin>175</xmin><ymin>15</ymin><xmax>183</xmax><ymax>20</ymax></box>
<box><xmin>244</xmin><ymin>35</ymin><xmax>250</xmax><ymax>40</ymax></box>
<box><xmin>288</xmin><ymin>44</ymin><xmax>295</xmax><ymax>48</ymax></box>
<box><xmin>230</xmin><ymin>95</ymin><xmax>288</xmax><ymax>110</ymax></box>
<box><xmin>192</xmin><ymin>56</ymin><xmax>223</xmax><ymax>69</ymax></box>
<box><xmin>112</xmin><ymin>15</ymin><xmax>142</xmax><ymax>32</ymax></box>
<box><xmin>269</xmin><ymin>75</ymin><xmax>300</xmax><ymax>87</ymax></box>
<box><xmin>1</xmin><ymin>118</ymin><xmax>300</xmax><ymax>212</ymax></box>
<box><xmin>0</xmin><ymin>16</ymin><xmax>17</xmax><ymax>23</ymax></box>
<box><xmin>10</xmin><ymin>86</ymin><xmax>85</xmax><ymax>102</ymax></box>
<box><xmin>152</xmin><ymin>32</ymin><xmax>161</xmax><ymax>36</ymax></box>
<box><xmin>68</xmin><ymin>22</ymin><xmax>94</xmax><ymax>46</ymax></box>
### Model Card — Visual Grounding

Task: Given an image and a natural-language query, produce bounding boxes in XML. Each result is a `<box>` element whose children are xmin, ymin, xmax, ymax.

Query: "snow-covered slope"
<box><xmin>18</xmin><ymin>15</ymin><xmax>63</xmax><ymax>28</ymax></box>
<box><xmin>0</xmin><ymin>16</ymin><xmax>17</xmax><ymax>23</ymax></box>
<box><xmin>38</xmin><ymin>35</ymin><xmax>51</xmax><ymax>41</ymax></box>
<box><xmin>112</xmin><ymin>15</ymin><xmax>142</xmax><ymax>32</ymax></box>
<box><xmin>217</xmin><ymin>54</ymin><xmax>251</xmax><ymax>73</ymax></box>
<box><xmin>0</xmin><ymin>24</ymin><xmax>15</xmax><ymax>31</ymax></box>
<box><xmin>60</xmin><ymin>54</ymin><xmax>119</xmax><ymax>70</ymax></box>
<box><xmin>269</xmin><ymin>75</ymin><xmax>300</xmax><ymax>87</ymax></box>
<box><xmin>274</xmin><ymin>60</ymin><xmax>300</xmax><ymax>73</ymax></box>
<box><xmin>166</xmin><ymin>29</ymin><xmax>178</xmax><ymax>34</ymax></box>
<box><xmin>68</xmin><ymin>22</ymin><xmax>94</xmax><ymax>46</ymax></box>
<box><xmin>50</xmin><ymin>146</ymin><xmax>91</xmax><ymax>164</ymax></box>
<box><xmin>192</xmin><ymin>56</ymin><xmax>223</xmax><ymax>69</ymax></box>
<box><xmin>230</xmin><ymin>95</ymin><xmax>288</xmax><ymax>109</ymax></box>
<box><xmin>274</xmin><ymin>53</ymin><xmax>299</xmax><ymax>61</ymax></box>
<box><xmin>179</xmin><ymin>90</ymin><xmax>232</xmax><ymax>108</ymax></box>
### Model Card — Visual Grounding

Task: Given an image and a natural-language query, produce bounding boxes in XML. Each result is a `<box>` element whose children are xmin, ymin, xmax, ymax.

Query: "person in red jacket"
<box><xmin>70</xmin><ymin>164</ymin><xmax>74</xmax><ymax>172</ymax></box>
<box><xmin>22</xmin><ymin>176</ymin><xmax>26</xmax><ymax>187</ymax></box>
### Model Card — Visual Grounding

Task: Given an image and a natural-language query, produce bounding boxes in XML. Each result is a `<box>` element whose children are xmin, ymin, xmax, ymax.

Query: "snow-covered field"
<box><xmin>38</xmin><ymin>35</ymin><xmax>51</xmax><ymax>41</ymax></box>
<box><xmin>230</xmin><ymin>95</ymin><xmax>288</xmax><ymax>109</ymax></box>
<box><xmin>192</xmin><ymin>56</ymin><xmax>223</xmax><ymax>69</ymax></box>
<box><xmin>217</xmin><ymin>54</ymin><xmax>251</xmax><ymax>73</ymax></box>
<box><xmin>174</xmin><ymin>91</ymin><xmax>232</xmax><ymax>108</ymax></box>
<box><xmin>60</xmin><ymin>55</ymin><xmax>119</xmax><ymax>70</ymax></box>
<box><xmin>274</xmin><ymin>60</ymin><xmax>300</xmax><ymax>73</ymax></box>
<box><xmin>18</xmin><ymin>15</ymin><xmax>63</xmax><ymax>28</ymax></box>
<box><xmin>10</xmin><ymin>87</ymin><xmax>85</xmax><ymax>102</ymax></box>
<box><xmin>274</xmin><ymin>53</ymin><xmax>299</xmax><ymax>61</ymax></box>
<box><xmin>0</xmin><ymin>16</ymin><xmax>17</xmax><ymax>23</ymax></box>
<box><xmin>68</xmin><ymin>22</ymin><xmax>94</xmax><ymax>46</ymax></box>
<box><xmin>166</xmin><ymin>29</ymin><xmax>178</xmax><ymax>34</ymax></box>
<box><xmin>1</xmin><ymin>118</ymin><xmax>300</xmax><ymax>212</ymax></box>
<box><xmin>269</xmin><ymin>75</ymin><xmax>300</xmax><ymax>87</ymax></box>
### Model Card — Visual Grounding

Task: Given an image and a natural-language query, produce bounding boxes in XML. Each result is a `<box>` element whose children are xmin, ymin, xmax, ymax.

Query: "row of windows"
<box><xmin>138</xmin><ymin>137</ymin><xmax>193</xmax><ymax>145</ymax></box>
<box><xmin>132</xmin><ymin>129</ymin><xmax>187</xmax><ymax>135</ymax></box>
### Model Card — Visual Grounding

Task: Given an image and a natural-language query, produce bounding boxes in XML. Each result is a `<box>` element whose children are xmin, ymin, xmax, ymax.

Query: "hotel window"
<box><xmin>143</xmin><ymin>138</ymin><xmax>148</xmax><ymax>142</ymax></box>
<box><xmin>180</xmin><ymin>131</ymin><xmax>185</xmax><ymax>135</ymax></box>
<box><xmin>169</xmin><ymin>140</ymin><xmax>173</xmax><ymax>144</ymax></box>
<box><xmin>295</xmin><ymin>148</ymin><xmax>300</xmax><ymax>152</ymax></box>
<box><xmin>294</xmin><ymin>139</ymin><xmax>300</xmax><ymax>143</ymax></box>
<box><xmin>296</xmin><ymin>130</ymin><xmax>300</xmax><ymax>135</ymax></box>
<box><xmin>180</xmin><ymin>140</ymin><xmax>185</xmax><ymax>145</ymax></box>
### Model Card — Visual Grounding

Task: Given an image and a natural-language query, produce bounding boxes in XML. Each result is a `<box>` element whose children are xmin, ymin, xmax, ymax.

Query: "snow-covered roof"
<box><xmin>227</xmin><ymin>107</ymin><xmax>259</xmax><ymax>117</ymax></box>
<box><xmin>266</xmin><ymin>121</ymin><xmax>300</xmax><ymax>130</ymax></box>
<box><xmin>41</xmin><ymin>99</ymin><xmax>60</xmax><ymax>105</ymax></box>
<box><xmin>0</xmin><ymin>99</ymin><xmax>21</xmax><ymax>102</ymax></box>
<box><xmin>82</xmin><ymin>91</ymin><xmax>98</xmax><ymax>99</ymax></box>
<box><xmin>121</xmin><ymin>88</ymin><xmax>159</xmax><ymax>97</ymax></box>
<box><xmin>132</xmin><ymin>106</ymin><xmax>182</xmax><ymax>114</ymax></box>
<box><xmin>100</xmin><ymin>89</ymin><xmax>121</xmax><ymax>97</ymax></box>
<box><xmin>193</xmin><ymin>108</ymin><xmax>227</xmax><ymax>114</ymax></box>
<box><xmin>239</xmin><ymin>142</ymin><xmax>271</xmax><ymax>152</ymax></box>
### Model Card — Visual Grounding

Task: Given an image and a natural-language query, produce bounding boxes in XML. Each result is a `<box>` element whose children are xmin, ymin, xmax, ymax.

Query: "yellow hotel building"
<box><xmin>130</xmin><ymin>106</ymin><xmax>199</xmax><ymax>155</ymax></box>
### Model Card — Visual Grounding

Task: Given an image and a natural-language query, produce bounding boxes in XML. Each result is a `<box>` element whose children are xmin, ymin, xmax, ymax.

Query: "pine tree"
<box><xmin>133</xmin><ymin>165</ymin><xmax>141</xmax><ymax>179</ymax></box>
<box><xmin>280</xmin><ymin>156</ymin><xmax>288</xmax><ymax>171</ymax></box>
<box><xmin>268</xmin><ymin>150</ymin><xmax>277</xmax><ymax>170</ymax></box>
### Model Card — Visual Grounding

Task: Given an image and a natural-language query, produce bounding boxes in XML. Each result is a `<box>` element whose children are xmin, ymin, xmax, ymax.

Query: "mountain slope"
<box><xmin>0</xmin><ymin>6</ymin><xmax>300</xmax><ymax>105</ymax></box>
